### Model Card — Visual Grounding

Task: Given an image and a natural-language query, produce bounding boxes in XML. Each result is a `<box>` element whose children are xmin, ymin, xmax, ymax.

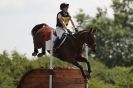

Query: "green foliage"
<box><xmin>89</xmin><ymin>60</ymin><xmax>133</xmax><ymax>88</ymax></box>
<box><xmin>75</xmin><ymin>0</ymin><xmax>133</xmax><ymax>67</ymax></box>
<box><xmin>112</xmin><ymin>0</ymin><xmax>133</xmax><ymax>28</ymax></box>
<box><xmin>0</xmin><ymin>51</ymin><xmax>133</xmax><ymax>88</ymax></box>
<box><xmin>89</xmin><ymin>78</ymin><xmax>117</xmax><ymax>88</ymax></box>
<box><xmin>74</xmin><ymin>9</ymin><xmax>92</xmax><ymax>29</ymax></box>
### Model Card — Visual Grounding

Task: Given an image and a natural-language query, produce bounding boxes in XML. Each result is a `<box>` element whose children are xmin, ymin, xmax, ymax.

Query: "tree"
<box><xmin>112</xmin><ymin>0</ymin><xmax>133</xmax><ymax>29</ymax></box>
<box><xmin>75</xmin><ymin>0</ymin><xmax>133</xmax><ymax>67</ymax></box>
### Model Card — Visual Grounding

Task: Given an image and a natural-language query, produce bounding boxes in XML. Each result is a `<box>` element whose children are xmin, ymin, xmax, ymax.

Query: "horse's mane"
<box><xmin>74</xmin><ymin>29</ymin><xmax>90</xmax><ymax>38</ymax></box>
<box><xmin>31</xmin><ymin>23</ymin><xmax>47</xmax><ymax>36</ymax></box>
<box><xmin>76</xmin><ymin>29</ymin><xmax>90</xmax><ymax>34</ymax></box>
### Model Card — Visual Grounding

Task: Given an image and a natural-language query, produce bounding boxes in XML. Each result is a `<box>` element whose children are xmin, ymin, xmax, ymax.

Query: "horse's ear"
<box><xmin>92</xmin><ymin>29</ymin><xmax>96</xmax><ymax>34</ymax></box>
<box><xmin>89</xmin><ymin>28</ymin><xmax>93</xmax><ymax>33</ymax></box>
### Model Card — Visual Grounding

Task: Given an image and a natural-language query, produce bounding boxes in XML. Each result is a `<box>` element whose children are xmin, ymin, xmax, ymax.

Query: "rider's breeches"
<box><xmin>56</xmin><ymin>27</ymin><xmax>67</xmax><ymax>39</ymax></box>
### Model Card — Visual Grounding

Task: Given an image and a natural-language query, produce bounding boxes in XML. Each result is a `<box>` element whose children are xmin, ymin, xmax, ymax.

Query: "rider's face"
<box><xmin>63</xmin><ymin>6</ymin><xmax>69</xmax><ymax>12</ymax></box>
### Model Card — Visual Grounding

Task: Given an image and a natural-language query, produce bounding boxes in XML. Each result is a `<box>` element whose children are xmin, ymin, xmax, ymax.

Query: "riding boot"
<box><xmin>53</xmin><ymin>37</ymin><xmax>61</xmax><ymax>49</ymax></box>
<box><xmin>53</xmin><ymin>33</ymin><xmax>67</xmax><ymax>49</ymax></box>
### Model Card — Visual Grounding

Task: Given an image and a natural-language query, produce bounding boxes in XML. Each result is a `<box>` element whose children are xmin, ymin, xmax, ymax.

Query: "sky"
<box><xmin>0</xmin><ymin>0</ymin><xmax>113</xmax><ymax>58</ymax></box>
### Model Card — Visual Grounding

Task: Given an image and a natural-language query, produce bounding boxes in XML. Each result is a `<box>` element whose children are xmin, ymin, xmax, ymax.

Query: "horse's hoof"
<box><xmin>47</xmin><ymin>50</ymin><xmax>50</xmax><ymax>53</ymax></box>
<box><xmin>88</xmin><ymin>73</ymin><xmax>91</xmax><ymax>79</ymax></box>
<box><xmin>84</xmin><ymin>70</ymin><xmax>91</xmax><ymax>79</ymax></box>
<box><xmin>84</xmin><ymin>78</ymin><xmax>88</xmax><ymax>83</ymax></box>
<box><xmin>37</xmin><ymin>53</ymin><xmax>45</xmax><ymax>57</ymax></box>
<box><xmin>32</xmin><ymin>52</ymin><xmax>38</xmax><ymax>56</ymax></box>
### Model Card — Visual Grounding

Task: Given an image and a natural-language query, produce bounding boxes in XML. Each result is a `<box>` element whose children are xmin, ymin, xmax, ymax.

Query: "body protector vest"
<box><xmin>56</xmin><ymin>11</ymin><xmax>71</xmax><ymax>27</ymax></box>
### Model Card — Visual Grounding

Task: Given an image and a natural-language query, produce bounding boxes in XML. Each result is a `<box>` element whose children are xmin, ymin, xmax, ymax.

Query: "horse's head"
<box><xmin>85</xmin><ymin>28</ymin><xmax>96</xmax><ymax>53</ymax></box>
<box><xmin>74</xmin><ymin>28</ymin><xmax>96</xmax><ymax>53</ymax></box>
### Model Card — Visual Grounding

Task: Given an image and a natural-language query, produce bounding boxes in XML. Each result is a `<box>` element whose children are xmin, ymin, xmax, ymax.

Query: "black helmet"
<box><xmin>60</xmin><ymin>3</ymin><xmax>69</xmax><ymax>10</ymax></box>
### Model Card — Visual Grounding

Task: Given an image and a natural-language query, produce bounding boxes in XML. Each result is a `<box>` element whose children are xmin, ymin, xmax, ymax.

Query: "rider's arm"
<box><xmin>70</xmin><ymin>17</ymin><xmax>76</xmax><ymax>29</ymax></box>
<box><xmin>70</xmin><ymin>17</ymin><xmax>78</xmax><ymax>32</ymax></box>
<box><xmin>58</xmin><ymin>14</ymin><xmax>67</xmax><ymax>30</ymax></box>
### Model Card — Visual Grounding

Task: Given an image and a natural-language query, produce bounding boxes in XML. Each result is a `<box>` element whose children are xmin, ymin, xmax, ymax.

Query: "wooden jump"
<box><xmin>17</xmin><ymin>68</ymin><xmax>87</xmax><ymax>88</ymax></box>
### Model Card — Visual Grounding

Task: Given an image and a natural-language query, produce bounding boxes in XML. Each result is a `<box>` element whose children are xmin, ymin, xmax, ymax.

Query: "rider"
<box><xmin>54</xmin><ymin>3</ymin><xmax>78</xmax><ymax>49</ymax></box>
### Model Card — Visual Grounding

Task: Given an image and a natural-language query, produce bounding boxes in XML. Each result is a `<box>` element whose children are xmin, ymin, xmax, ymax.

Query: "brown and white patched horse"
<box><xmin>31</xmin><ymin>23</ymin><xmax>96</xmax><ymax>80</ymax></box>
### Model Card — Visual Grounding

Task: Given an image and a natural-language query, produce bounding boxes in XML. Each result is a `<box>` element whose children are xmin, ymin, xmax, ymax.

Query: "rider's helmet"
<box><xmin>60</xmin><ymin>3</ymin><xmax>69</xmax><ymax>10</ymax></box>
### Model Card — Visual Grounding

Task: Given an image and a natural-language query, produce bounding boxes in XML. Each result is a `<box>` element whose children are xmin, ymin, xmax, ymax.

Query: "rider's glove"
<box><xmin>74</xmin><ymin>28</ymin><xmax>78</xmax><ymax>32</ymax></box>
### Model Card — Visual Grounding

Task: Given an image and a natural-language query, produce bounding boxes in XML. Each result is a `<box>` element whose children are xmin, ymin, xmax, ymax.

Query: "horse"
<box><xmin>31</xmin><ymin>24</ymin><xmax>96</xmax><ymax>80</ymax></box>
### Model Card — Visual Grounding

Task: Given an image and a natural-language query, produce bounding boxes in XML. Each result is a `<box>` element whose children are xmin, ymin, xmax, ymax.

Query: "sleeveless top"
<box><xmin>56</xmin><ymin>11</ymin><xmax>71</xmax><ymax>27</ymax></box>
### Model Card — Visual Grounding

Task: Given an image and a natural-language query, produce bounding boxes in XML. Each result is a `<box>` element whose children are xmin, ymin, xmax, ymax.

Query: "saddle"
<box><xmin>53</xmin><ymin>33</ymin><xmax>77</xmax><ymax>50</ymax></box>
<box><xmin>53</xmin><ymin>33</ymin><xmax>67</xmax><ymax>49</ymax></box>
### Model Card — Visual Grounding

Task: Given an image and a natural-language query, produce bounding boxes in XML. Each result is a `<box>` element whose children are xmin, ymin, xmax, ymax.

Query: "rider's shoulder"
<box><xmin>57</xmin><ymin>11</ymin><xmax>62</xmax><ymax>14</ymax></box>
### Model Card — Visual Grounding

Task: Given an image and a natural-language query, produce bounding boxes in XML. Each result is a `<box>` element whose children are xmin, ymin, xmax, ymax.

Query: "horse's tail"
<box><xmin>31</xmin><ymin>23</ymin><xmax>48</xmax><ymax>36</ymax></box>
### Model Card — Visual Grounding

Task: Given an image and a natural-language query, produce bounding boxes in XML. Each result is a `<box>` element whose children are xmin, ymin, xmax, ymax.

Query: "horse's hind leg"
<box><xmin>32</xmin><ymin>48</ymin><xmax>38</xmax><ymax>56</ymax></box>
<box><xmin>37</xmin><ymin>42</ymin><xmax>46</xmax><ymax>57</ymax></box>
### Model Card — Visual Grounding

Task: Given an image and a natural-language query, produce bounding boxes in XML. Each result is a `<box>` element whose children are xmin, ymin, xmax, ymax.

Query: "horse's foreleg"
<box><xmin>86</xmin><ymin>61</ymin><xmax>91</xmax><ymax>73</ymax></box>
<box><xmin>70</xmin><ymin>61</ymin><xmax>87</xmax><ymax>80</ymax></box>
<box><xmin>76</xmin><ymin>57</ymin><xmax>92</xmax><ymax>78</ymax></box>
